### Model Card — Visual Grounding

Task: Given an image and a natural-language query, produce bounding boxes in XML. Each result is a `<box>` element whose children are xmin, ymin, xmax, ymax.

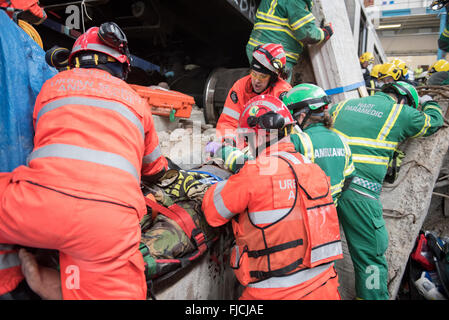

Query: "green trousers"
<box><xmin>337</xmin><ymin>188</ymin><xmax>390</xmax><ymax>300</ymax></box>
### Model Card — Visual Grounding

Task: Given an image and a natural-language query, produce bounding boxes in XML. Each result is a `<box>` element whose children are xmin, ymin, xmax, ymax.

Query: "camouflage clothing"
<box><xmin>139</xmin><ymin>163</ymin><xmax>231</xmax><ymax>286</ymax></box>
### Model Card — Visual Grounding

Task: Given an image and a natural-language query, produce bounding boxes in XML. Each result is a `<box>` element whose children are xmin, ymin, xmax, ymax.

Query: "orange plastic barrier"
<box><xmin>130</xmin><ymin>84</ymin><xmax>195</xmax><ymax>120</ymax></box>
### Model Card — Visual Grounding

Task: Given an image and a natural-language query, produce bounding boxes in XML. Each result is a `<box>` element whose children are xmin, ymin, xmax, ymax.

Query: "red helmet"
<box><xmin>68</xmin><ymin>24</ymin><xmax>130</xmax><ymax>69</ymax></box>
<box><xmin>239</xmin><ymin>94</ymin><xmax>295</xmax><ymax>131</ymax></box>
<box><xmin>252</xmin><ymin>43</ymin><xmax>287</xmax><ymax>74</ymax></box>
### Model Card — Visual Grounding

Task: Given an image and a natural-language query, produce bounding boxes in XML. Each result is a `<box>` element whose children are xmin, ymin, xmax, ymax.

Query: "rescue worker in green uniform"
<box><xmin>214</xmin><ymin>85</ymin><xmax>355</xmax><ymax>208</ymax></box>
<box><xmin>246</xmin><ymin>0</ymin><xmax>334</xmax><ymax>82</ymax></box>
<box><xmin>430</xmin><ymin>0</ymin><xmax>449</xmax><ymax>52</ymax></box>
<box><xmin>329</xmin><ymin>81</ymin><xmax>444</xmax><ymax>299</ymax></box>
<box><xmin>282</xmin><ymin>84</ymin><xmax>355</xmax><ymax>205</ymax></box>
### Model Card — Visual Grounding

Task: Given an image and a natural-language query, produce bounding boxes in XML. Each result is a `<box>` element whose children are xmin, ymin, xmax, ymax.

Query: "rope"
<box><xmin>382</xmin><ymin>160</ymin><xmax>434</xmax><ymax>191</ymax></box>
<box><xmin>383</xmin><ymin>209</ymin><xmax>417</xmax><ymax>224</ymax></box>
<box><xmin>432</xmin><ymin>191</ymin><xmax>449</xmax><ymax>200</ymax></box>
<box><xmin>17</xmin><ymin>19</ymin><xmax>43</xmax><ymax>48</ymax></box>
<box><xmin>80</xmin><ymin>0</ymin><xmax>92</xmax><ymax>33</ymax></box>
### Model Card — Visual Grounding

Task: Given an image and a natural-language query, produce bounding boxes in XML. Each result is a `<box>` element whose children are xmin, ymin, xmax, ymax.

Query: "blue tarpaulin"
<box><xmin>0</xmin><ymin>11</ymin><xmax>57</xmax><ymax>172</ymax></box>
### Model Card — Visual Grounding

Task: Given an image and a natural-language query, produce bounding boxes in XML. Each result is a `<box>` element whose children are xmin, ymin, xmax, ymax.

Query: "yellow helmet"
<box><xmin>370</xmin><ymin>64</ymin><xmax>382</xmax><ymax>78</ymax></box>
<box><xmin>360</xmin><ymin>52</ymin><xmax>374</xmax><ymax>64</ymax></box>
<box><xmin>377</xmin><ymin>63</ymin><xmax>401</xmax><ymax>81</ymax></box>
<box><xmin>390</xmin><ymin>58</ymin><xmax>408</xmax><ymax>77</ymax></box>
<box><xmin>428</xmin><ymin>59</ymin><xmax>449</xmax><ymax>74</ymax></box>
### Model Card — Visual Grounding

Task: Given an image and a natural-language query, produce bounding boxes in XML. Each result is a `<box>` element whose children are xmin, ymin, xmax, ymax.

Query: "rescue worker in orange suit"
<box><xmin>202</xmin><ymin>94</ymin><xmax>343</xmax><ymax>300</ymax></box>
<box><xmin>211</xmin><ymin>43</ymin><xmax>291</xmax><ymax>152</ymax></box>
<box><xmin>0</xmin><ymin>22</ymin><xmax>168</xmax><ymax>300</ymax></box>
<box><xmin>0</xmin><ymin>0</ymin><xmax>46</xmax><ymax>24</ymax></box>
<box><xmin>0</xmin><ymin>0</ymin><xmax>53</xmax><ymax>300</ymax></box>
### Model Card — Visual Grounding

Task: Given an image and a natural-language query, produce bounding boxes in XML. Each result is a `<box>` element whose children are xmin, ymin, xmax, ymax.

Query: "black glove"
<box><xmin>322</xmin><ymin>23</ymin><xmax>334</xmax><ymax>42</ymax></box>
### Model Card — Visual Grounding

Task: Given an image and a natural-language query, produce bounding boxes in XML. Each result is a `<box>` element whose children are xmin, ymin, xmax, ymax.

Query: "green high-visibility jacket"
<box><xmin>289</xmin><ymin>123</ymin><xmax>355</xmax><ymax>204</ymax></box>
<box><xmin>246</xmin><ymin>0</ymin><xmax>324</xmax><ymax>64</ymax></box>
<box><xmin>329</xmin><ymin>92</ymin><xmax>444</xmax><ymax>188</ymax></box>
<box><xmin>438</xmin><ymin>8</ymin><xmax>449</xmax><ymax>52</ymax></box>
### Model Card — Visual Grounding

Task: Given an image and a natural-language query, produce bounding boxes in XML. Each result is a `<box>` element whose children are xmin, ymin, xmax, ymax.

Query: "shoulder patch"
<box><xmin>279</xmin><ymin>91</ymin><xmax>288</xmax><ymax>101</ymax></box>
<box><xmin>230</xmin><ymin>91</ymin><xmax>238</xmax><ymax>104</ymax></box>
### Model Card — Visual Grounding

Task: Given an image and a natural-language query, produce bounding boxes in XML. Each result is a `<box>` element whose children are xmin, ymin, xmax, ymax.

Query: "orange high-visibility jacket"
<box><xmin>202</xmin><ymin>140</ymin><xmax>343</xmax><ymax>294</ymax></box>
<box><xmin>0</xmin><ymin>0</ymin><xmax>46</xmax><ymax>24</ymax></box>
<box><xmin>0</xmin><ymin>245</ymin><xmax>23</xmax><ymax>296</ymax></box>
<box><xmin>216</xmin><ymin>75</ymin><xmax>291</xmax><ymax>144</ymax></box>
<box><xmin>13</xmin><ymin>68</ymin><xmax>167</xmax><ymax>216</ymax></box>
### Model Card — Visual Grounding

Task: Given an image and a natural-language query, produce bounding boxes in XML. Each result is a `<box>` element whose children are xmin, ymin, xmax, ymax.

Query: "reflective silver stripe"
<box><xmin>377</xmin><ymin>104</ymin><xmax>403</xmax><ymax>141</ymax></box>
<box><xmin>71</xmin><ymin>44</ymin><xmax>82</xmax><ymax>53</ymax></box>
<box><xmin>352</xmin><ymin>154</ymin><xmax>389</xmax><ymax>165</ymax></box>
<box><xmin>0</xmin><ymin>252</ymin><xmax>21</xmax><ymax>270</ymax></box>
<box><xmin>221</xmin><ymin>106</ymin><xmax>240</xmax><ymax>121</ymax></box>
<box><xmin>347</xmin><ymin>137</ymin><xmax>397</xmax><ymax>150</ymax></box>
<box><xmin>272</xmin><ymin>151</ymin><xmax>306</xmax><ymax>164</ymax></box>
<box><xmin>213</xmin><ymin>180</ymin><xmax>234</xmax><ymax>220</ymax></box>
<box><xmin>311</xmin><ymin>242</ymin><xmax>342</xmax><ymax>264</ymax></box>
<box><xmin>412</xmin><ymin>113</ymin><xmax>431</xmax><ymax>138</ymax></box>
<box><xmin>27</xmin><ymin>144</ymin><xmax>139</xmax><ymax>181</ymax></box>
<box><xmin>297</xmin><ymin>132</ymin><xmax>314</xmax><ymax>162</ymax></box>
<box><xmin>72</xmin><ymin>43</ymin><xmax>123</xmax><ymax>60</ymax></box>
<box><xmin>242</xmin><ymin>99</ymin><xmax>281</xmax><ymax>117</ymax></box>
<box><xmin>249</xmin><ymin>208</ymin><xmax>291</xmax><ymax>225</ymax></box>
<box><xmin>267</xmin><ymin>0</ymin><xmax>277</xmax><ymax>15</ymax></box>
<box><xmin>232</xmin><ymin>246</ymin><xmax>240</xmax><ymax>268</ymax></box>
<box><xmin>254</xmin><ymin>22</ymin><xmax>296</xmax><ymax>40</ymax></box>
<box><xmin>290</xmin><ymin>13</ymin><xmax>315</xmax><ymax>30</ymax></box>
<box><xmin>253</xmin><ymin>51</ymin><xmax>277</xmax><ymax>73</ymax></box>
<box><xmin>256</xmin><ymin>11</ymin><xmax>289</xmax><ymax>26</ymax></box>
<box><xmin>36</xmin><ymin>97</ymin><xmax>144</xmax><ymax>139</ymax></box>
<box><xmin>333</xmin><ymin>129</ymin><xmax>398</xmax><ymax>150</ymax></box>
<box><xmin>143</xmin><ymin>145</ymin><xmax>162</xmax><ymax>164</ymax></box>
<box><xmin>248</xmin><ymin>262</ymin><xmax>334</xmax><ymax>288</ymax></box>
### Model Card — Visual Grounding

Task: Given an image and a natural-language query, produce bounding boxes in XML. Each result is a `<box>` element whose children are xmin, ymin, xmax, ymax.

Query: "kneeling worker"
<box><xmin>0</xmin><ymin>23</ymin><xmax>167</xmax><ymax>300</ymax></box>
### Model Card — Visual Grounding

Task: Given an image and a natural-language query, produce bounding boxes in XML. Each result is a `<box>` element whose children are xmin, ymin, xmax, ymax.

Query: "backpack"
<box><xmin>407</xmin><ymin>230</ymin><xmax>449</xmax><ymax>299</ymax></box>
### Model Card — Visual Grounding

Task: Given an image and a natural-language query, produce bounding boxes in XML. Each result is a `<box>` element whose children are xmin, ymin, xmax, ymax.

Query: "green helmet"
<box><xmin>283</xmin><ymin>83</ymin><xmax>332</xmax><ymax>130</ymax></box>
<box><xmin>380</xmin><ymin>81</ymin><xmax>419</xmax><ymax>108</ymax></box>
<box><xmin>283</xmin><ymin>83</ymin><xmax>331</xmax><ymax>115</ymax></box>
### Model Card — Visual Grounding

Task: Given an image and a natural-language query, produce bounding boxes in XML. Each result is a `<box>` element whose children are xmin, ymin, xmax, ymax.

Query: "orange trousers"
<box><xmin>0</xmin><ymin>173</ymin><xmax>146</xmax><ymax>300</ymax></box>
<box><xmin>239</xmin><ymin>265</ymin><xmax>341</xmax><ymax>300</ymax></box>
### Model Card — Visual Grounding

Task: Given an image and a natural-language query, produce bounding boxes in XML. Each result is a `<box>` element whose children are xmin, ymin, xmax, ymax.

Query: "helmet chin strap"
<box><xmin>92</xmin><ymin>62</ymin><xmax>127</xmax><ymax>80</ymax></box>
<box><xmin>253</xmin><ymin>129</ymin><xmax>290</xmax><ymax>157</ymax></box>
<box><xmin>296</xmin><ymin>109</ymin><xmax>312</xmax><ymax>131</ymax></box>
